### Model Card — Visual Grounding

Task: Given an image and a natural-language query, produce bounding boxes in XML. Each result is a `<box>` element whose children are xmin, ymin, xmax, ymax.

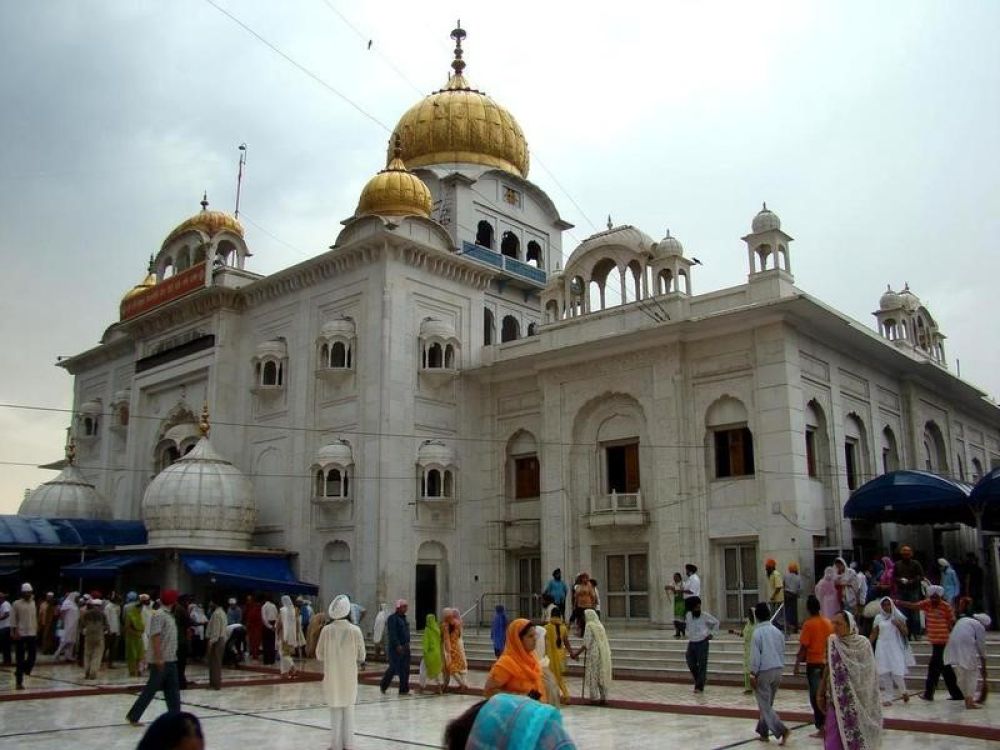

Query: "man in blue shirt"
<box><xmin>379</xmin><ymin>599</ymin><xmax>411</xmax><ymax>695</ymax></box>
<box><xmin>543</xmin><ymin>569</ymin><xmax>568</xmax><ymax>613</ymax></box>
<box><xmin>749</xmin><ymin>602</ymin><xmax>789</xmax><ymax>744</ymax></box>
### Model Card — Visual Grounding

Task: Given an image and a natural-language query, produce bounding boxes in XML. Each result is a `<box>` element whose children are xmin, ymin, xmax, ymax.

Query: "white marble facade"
<box><xmin>31</xmin><ymin>29</ymin><xmax>1000</xmax><ymax>627</ymax></box>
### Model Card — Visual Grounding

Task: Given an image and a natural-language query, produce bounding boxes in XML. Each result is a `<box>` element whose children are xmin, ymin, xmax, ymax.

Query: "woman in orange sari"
<box><xmin>484</xmin><ymin>618</ymin><xmax>545</xmax><ymax>702</ymax></box>
<box><xmin>442</xmin><ymin>608</ymin><xmax>469</xmax><ymax>691</ymax></box>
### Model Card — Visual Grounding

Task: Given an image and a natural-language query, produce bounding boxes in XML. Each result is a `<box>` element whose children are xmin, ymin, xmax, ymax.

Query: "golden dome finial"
<box><xmin>201</xmin><ymin>191</ymin><xmax>210</xmax><ymax>211</ymax></box>
<box><xmin>199</xmin><ymin>402</ymin><xmax>211</xmax><ymax>437</ymax></box>
<box><xmin>450</xmin><ymin>20</ymin><xmax>466</xmax><ymax>78</ymax></box>
<box><xmin>66</xmin><ymin>438</ymin><xmax>76</xmax><ymax>466</ymax></box>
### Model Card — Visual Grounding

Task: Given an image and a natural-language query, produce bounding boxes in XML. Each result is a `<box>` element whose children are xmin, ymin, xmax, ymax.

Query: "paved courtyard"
<box><xmin>2</xmin><ymin>656</ymin><xmax>998</xmax><ymax>749</ymax></box>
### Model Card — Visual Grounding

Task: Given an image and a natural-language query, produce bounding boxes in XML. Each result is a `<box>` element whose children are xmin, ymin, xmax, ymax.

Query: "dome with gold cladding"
<box><xmin>162</xmin><ymin>194</ymin><xmax>244</xmax><ymax>249</ymax></box>
<box><xmin>356</xmin><ymin>143</ymin><xmax>433</xmax><ymax>219</ymax></box>
<box><xmin>389</xmin><ymin>23</ymin><xmax>529</xmax><ymax>179</ymax></box>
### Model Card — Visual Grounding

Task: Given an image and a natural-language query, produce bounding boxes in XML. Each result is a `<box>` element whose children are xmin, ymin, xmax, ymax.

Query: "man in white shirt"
<box><xmin>104</xmin><ymin>592</ymin><xmax>122</xmax><ymax>669</ymax></box>
<box><xmin>944</xmin><ymin>613</ymin><xmax>990</xmax><ymax>709</ymax></box>
<box><xmin>683</xmin><ymin>563</ymin><xmax>701</xmax><ymax>604</ymax></box>
<box><xmin>261</xmin><ymin>595</ymin><xmax>279</xmax><ymax>665</ymax></box>
<box><xmin>749</xmin><ymin>602</ymin><xmax>790</xmax><ymax>744</ymax></box>
<box><xmin>684</xmin><ymin>596</ymin><xmax>718</xmax><ymax>693</ymax></box>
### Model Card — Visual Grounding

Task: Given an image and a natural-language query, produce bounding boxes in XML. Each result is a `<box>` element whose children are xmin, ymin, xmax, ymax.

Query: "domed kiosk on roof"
<box><xmin>390</xmin><ymin>22</ymin><xmax>529</xmax><ymax>178</ymax></box>
<box><xmin>18</xmin><ymin>441</ymin><xmax>112</xmax><ymax>520</ymax></box>
<box><xmin>751</xmin><ymin>203</ymin><xmax>781</xmax><ymax>233</ymax></box>
<box><xmin>356</xmin><ymin>140</ymin><xmax>433</xmax><ymax>219</ymax></box>
<box><xmin>141</xmin><ymin>406</ymin><xmax>255</xmax><ymax>549</ymax></box>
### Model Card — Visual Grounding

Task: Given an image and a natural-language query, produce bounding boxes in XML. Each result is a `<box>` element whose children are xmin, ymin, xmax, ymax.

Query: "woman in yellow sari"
<box><xmin>544</xmin><ymin>608</ymin><xmax>575</xmax><ymax>704</ymax></box>
<box><xmin>442</xmin><ymin>608</ymin><xmax>469</xmax><ymax>691</ymax></box>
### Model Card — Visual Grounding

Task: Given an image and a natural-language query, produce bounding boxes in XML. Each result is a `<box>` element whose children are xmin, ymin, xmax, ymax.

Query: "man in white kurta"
<box><xmin>316</xmin><ymin>595</ymin><xmax>367</xmax><ymax>750</ymax></box>
<box><xmin>944</xmin><ymin>613</ymin><xmax>990</xmax><ymax>709</ymax></box>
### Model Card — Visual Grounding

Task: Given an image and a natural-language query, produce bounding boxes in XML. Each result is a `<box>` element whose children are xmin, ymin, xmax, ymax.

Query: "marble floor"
<box><xmin>2</xmin><ymin>657</ymin><xmax>997</xmax><ymax>749</ymax></box>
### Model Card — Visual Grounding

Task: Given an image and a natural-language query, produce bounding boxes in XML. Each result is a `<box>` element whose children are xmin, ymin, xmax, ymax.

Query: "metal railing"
<box><xmin>590</xmin><ymin>490</ymin><xmax>642</xmax><ymax>513</ymax></box>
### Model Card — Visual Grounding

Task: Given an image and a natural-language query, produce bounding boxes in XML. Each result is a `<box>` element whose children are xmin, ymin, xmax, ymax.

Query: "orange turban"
<box><xmin>787</xmin><ymin>562</ymin><xmax>799</xmax><ymax>573</ymax></box>
<box><xmin>765</xmin><ymin>558</ymin><xmax>777</xmax><ymax>568</ymax></box>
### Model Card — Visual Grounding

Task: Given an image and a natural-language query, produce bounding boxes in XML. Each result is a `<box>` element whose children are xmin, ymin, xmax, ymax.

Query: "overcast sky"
<box><xmin>1</xmin><ymin>1</ymin><xmax>998</xmax><ymax>513</ymax></box>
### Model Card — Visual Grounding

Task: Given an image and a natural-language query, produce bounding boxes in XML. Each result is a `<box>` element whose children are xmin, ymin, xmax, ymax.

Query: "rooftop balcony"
<box><xmin>458</xmin><ymin>241</ymin><xmax>547</xmax><ymax>289</ymax></box>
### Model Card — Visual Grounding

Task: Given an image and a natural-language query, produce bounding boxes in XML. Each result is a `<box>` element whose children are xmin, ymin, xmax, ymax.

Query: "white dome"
<box><xmin>417</xmin><ymin>439</ymin><xmax>454</xmax><ymax>467</ymax></box>
<box><xmin>899</xmin><ymin>285</ymin><xmax>921</xmax><ymax>312</ymax></box>
<box><xmin>319</xmin><ymin>318</ymin><xmax>356</xmax><ymax>339</ymax></box>
<box><xmin>655</xmin><ymin>229</ymin><xmax>684</xmax><ymax>258</ymax></box>
<box><xmin>566</xmin><ymin>225</ymin><xmax>655</xmax><ymax>269</ymax></box>
<box><xmin>315</xmin><ymin>439</ymin><xmax>354</xmax><ymax>466</ymax></box>
<box><xmin>751</xmin><ymin>203</ymin><xmax>781</xmax><ymax>233</ymax></box>
<box><xmin>79</xmin><ymin>399</ymin><xmax>103</xmax><ymax>416</ymax></box>
<box><xmin>142</xmin><ymin>436</ymin><xmax>256</xmax><ymax>549</ymax></box>
<box><xmin>18</xmin><ymin>464</ymin><xmax>112</xmax><ymax>520</ymax></box>
<box><xmin>420</xmin><ymin>318</ymin><xmax>457</xmax><ymax>341</ymax></box>
<box><xmin>879</xmin><ymin>285</ymin><xmax>902</xmax><ymax>311</ymax></box>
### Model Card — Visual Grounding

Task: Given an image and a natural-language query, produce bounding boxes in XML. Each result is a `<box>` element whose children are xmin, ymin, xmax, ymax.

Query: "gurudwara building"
<box><xmin>18</xmin><ymin>25</ymin><xmax>1000</xmax><ymax>625</ymax></box>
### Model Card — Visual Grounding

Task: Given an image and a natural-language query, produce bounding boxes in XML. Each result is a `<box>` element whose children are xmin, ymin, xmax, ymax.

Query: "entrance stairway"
<box><xmin>394</xmin><ymin>626</ymin><xmax>1000</xmax><ymax>692</ymax></box>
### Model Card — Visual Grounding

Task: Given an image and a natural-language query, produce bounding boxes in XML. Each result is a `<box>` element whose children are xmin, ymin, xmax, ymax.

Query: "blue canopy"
<box><xmin>181</xmin><ymin>553</ymin><xmax>318</xmax><ymax>595</ymax></box>
<box><xmin>844</xmin><ymin>470</ymin><xmax>976</xmax><ymax>526</ymax></box>
<box><xmin>0</xmin><ymin>516</ymin><xmax>147</xmax><ymax>547</ymax></box>
<box><xmin>61</xmin><ymin>552</ymin><xmax>155</xmax><ymax>578</ymax></box>
<box><xmin>968</xmin><ymin>467</ymin><xmax>1000</xmax><ymax>530</ymax></box>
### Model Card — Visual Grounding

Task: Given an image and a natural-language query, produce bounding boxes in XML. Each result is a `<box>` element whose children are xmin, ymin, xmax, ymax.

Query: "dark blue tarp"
<box><xmin>61</xmin><ymin>553</ymin><xmax>155</xmax><ymax>578</ymax></box>
<box><xmin>968</xmin><ymin>468</ymin><xmax>1000</xmax><ymax>530</ymax></box>
<box><xmin>181</xmin><ymin>553</ymin><xmax>318</xmax><ymax>595</ymax></box>
<box><xmin>844</xmin><ymin>470</ymin><xmax>975</xmax><ymax>526</ymax></box>
<box><xmin>0</xmin><ymin>516</ymin><xmax>148</xmax><ymax>547</ymax></box>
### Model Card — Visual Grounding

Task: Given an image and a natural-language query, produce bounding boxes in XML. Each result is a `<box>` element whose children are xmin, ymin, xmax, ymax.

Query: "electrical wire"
<box><xmin>201</xmin><ymin>0</ymin><xmax>392</xmax><ymax>133</ymax></box>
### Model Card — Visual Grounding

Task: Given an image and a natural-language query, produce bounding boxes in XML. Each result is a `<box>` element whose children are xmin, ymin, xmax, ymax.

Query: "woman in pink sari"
<box><xmin>815</xmin><ymin>567</ymin><xmax>841</xmax><ymax>619</ymax></box>
<box><xmin>818</xmin><ymin>611</ymin><xmax>883</xmax><ymax>750</ymax></box>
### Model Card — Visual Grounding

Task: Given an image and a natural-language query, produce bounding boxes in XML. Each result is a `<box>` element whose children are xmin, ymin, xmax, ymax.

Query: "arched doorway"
<box><xmin>415</xmin><ymin>541</ymin><xmax>447</xmax><ymax>629</ymax></box>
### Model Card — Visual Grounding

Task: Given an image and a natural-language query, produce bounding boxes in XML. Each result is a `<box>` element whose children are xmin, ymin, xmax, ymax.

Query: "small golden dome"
<box><xmin>162</xmin><ymin>194</ymin><xmax>244</xmax><ymax>248</ymax></box>
<box><xmin>389</xmin><ymin>23</ymin><xmax>529</xmax><ymax>178</ymax></box>
<box><xmin>121</xmin><ymin>256</ymin><xmax>157</xmax><ymax>303</ymax></box>
<box><xmin>356</xmin><ymin>145</ymin><xmax>433</xmax><ymax>219</ymax></box>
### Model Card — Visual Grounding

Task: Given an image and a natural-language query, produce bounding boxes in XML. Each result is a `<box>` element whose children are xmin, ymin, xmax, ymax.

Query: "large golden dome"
<box><xmin>356</xmin><ymin>145</ymin><xmax>433</xmax><ymax>219</ymax></box>
<box><xmin>162</xmin><ymin>194</ymin><xmax>244</xmax><ymax>248</ymax></box>
<box><xmin>389</xmin><ymin>24</ymin><xmax>529</xmax><ymax>178</ymax></box>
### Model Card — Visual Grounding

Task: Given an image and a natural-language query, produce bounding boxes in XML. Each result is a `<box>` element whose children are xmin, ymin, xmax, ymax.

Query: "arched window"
<box><xmin>443</xmin><ymin>470</ymin><xmax>454</xmax><ymax>497</ymax></box>
<box><xmin>320</xmin><ymin>342</ymin><xmax>329</xmax><ymax>366</ymax></box>
<box><xmin>476</xmin><ymin>220</ymin><xmax>494</xmax><ymax>249</ymax></box>
<box><xmin>426</xmin><ymin>342</ymin><xmax>443</xmax><ymax>368</ymax></box>
<box><xmin>956</xmin><ymin>453</ymin><xmax>966</xmax><ymax>481</ymax></box>
<box><xmin>804</xmin><ymin>400</ymin><xmax>829</xmax><ymax>479</ymax></box>
<box><xmin>262</xmin><ymin>360</ymin><xmax>278</xmax><ymax>386</ymax></box>
<box><xmin>331</xmin><ymin>341</ymin><xmax>348</xmax><ymax>368</ymax></box>
<box><xmin>444</xmin><ymin>343</ymin><xmax>455</xmax><ymax>368</ymax></box>
<box><xmin>158</xmin><ymin>444</ymin><xmax>181</xmax><ymax>473</ymax></box>
<box><xmin>118</xmin><ymin>405</ymin><xmax>129</xmax><ymax>427</ymax></box>
<box><xmin>527</xmin><ymin>322</ymin><xmax>538</xmax><ymax>336</ymax></box>
<box><xmin>526</xmin><ymin>241</ymin><xmax>542</xmax><ymax>268</ymax></box>
<box><xmin>500</xmin><ymin>231</ymin><xmax>519</xmax><ymax>259</ymax></box>
<box><xmin>326</xmin><ymin>468</ymin><xmax>342</xmax><ymax>497</ymax></box>
<box><xmin>706</xmin><ymin>397</ymin><xmax>754</xmax><ymax>478</ymax></box>
<box><xmin>843</xmin><ymin>414</ymin><xmax>869</xmax><ymax>490</ymax></box>
<box><xmin>501</xmin><ymin>315</ymin><xmax>520</xmax><ymax>343</ymax></box>
<box><xmin>658</xmin><ymin>269</ymin><xmax>673</xmax><ymax>295</ymax></box>
<box><xmin>881</xmin><ymin>427</ymin><xmax>900</xmax><ymax>474</ymax></box>
<box><xmin>425</xmin><ymin>468</ymin><xmax>442</xmax><ymax>497</ymax></box>
<box><xmin>83</xmin><ymin>417</ymin><xmax>95</xmax><ymax>436</ymax></box>
<box><xmin>484</xmin><ymin>307</ymin><xmax>495</xmax><ymax>345</ymax></box>
<box><xmin>922</xmin><ymin>422</ymin><xmax>948</xmax><ymax>474</ymax></box>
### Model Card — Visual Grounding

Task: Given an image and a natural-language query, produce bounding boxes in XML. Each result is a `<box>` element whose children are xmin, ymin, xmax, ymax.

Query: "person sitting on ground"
<box><xmin>443</xmin><ymin>693</ymin><xmax>577</xmax><ymax>750</ymax></box>
<box><xmin>484</xmin><ymin>618</ymin><xmax>546</xmax><ymax>701</ymax></box>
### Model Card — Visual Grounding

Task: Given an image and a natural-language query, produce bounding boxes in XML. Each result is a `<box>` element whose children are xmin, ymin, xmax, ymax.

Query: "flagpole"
<box><xmin>235</xmin><ymin>143</ymin><xmax>247</xmax><ymax>219</ymax></box>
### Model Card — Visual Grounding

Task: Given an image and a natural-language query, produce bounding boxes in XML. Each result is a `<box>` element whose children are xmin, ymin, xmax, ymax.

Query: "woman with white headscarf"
<box><xmin>317</xmin><ymin>595</ymin><xmax>366</xmax><ymax>750</ymax></box>
<box><xmin>576</xmin><ymin>609</ymin><xmax>613</xmax><ymax>704</ymax></box>
<box><xmin>869</xmin><ymin>597</ymin><xmax>913</xmax><ymax>705</ymax></box>
<box><xmin>53</xmin><ymin>592</ymin><xmax>80</xmax><ymax>662</ymax></box>
<box><xmin>819</xmin><ymin>611</ymin><xmax>883</xmax><ymax>750</ymax></box>
<box><xmin>276</xmin><ymin>595</ymin><xmax>304</xmax><ymax>677</ymax></box>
